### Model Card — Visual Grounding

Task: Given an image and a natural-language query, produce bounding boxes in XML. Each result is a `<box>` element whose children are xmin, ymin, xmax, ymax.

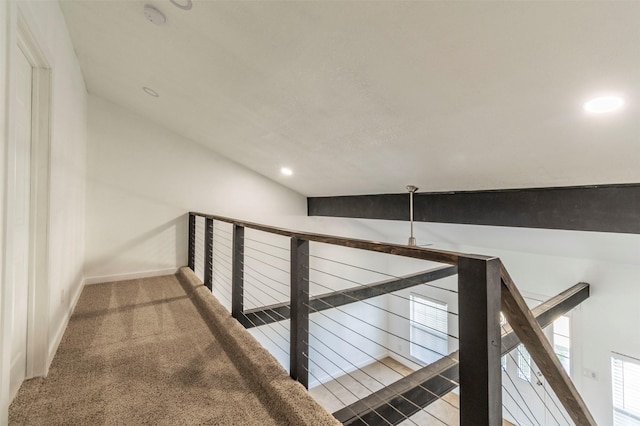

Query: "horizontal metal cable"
<box><xmin>502</xmin><ymin>355</ymin><xmax>541</xmax><ymax>426</ymax></box>
<box><xmin>242</xmin><ymin>289</ymin><xmax>291</xmax><ymax>337</ymax></box>
<box><xmin>244</xmin><ymin>236</ymin><xmax>289</xmax><ymax>252</ymax></box>
<box><xmin>244</xmin><ymin>252</ymin><xmax>290</xmax><ymax>274</ymax></box>
<box><xmin>212</xmin><ymin>224</ymin><xmax>232</xmax><ymax>236</ymax></box>
<box><xmin>244</xmin><ymin>244</ymin><xmax>291</xmax><ymax>263</ymax></box>
<box><xmin>305</xmin><ymin>267</ymin><xmax>459</xmax><ymax>316</ymax></box>
<box><xmin>306</xmin><ymin>302</ymin><xmax>460</xmax><ymax>388</ymax></box>
<box><xmin>305</xmin><ymin>342</ymin><xmax>425</xmax><ymax>426</ymax></box>
<box><xmin>307</xmin><ymin>318</ymin><xmax>459</xmax><ymax>414</ymax></box>
<box><xmin>308</xmin><ymin>277</ymin><xmax>457</xmax><ymax>320</ymax></box>
<box><xmin>304</xmin><ymin>362</ymin><xmax>386</xmax><ymax>426</ymax></box>
<box><xmin>308</xmin><ymin>266</ymin><xmax>458</xmax><ymax>295</ymax></box>
<box><xmin>212</xmin><ymin>250</ymin><xmax>233</xmax><ymax>275</ymax></box>
<box><xmin>211</xmin><ymin>274</ymin><xmax>232</xmax><ymax>308</ymax></box>
<box><xmin>502</xmin><ymin>383</ymin><xmax>534</xmax><ymax>426</ymax></box>
<box><xmin>308</xmin><ymin>279</ymin><xmax>459</xmax><ymax>341</ymax></box>
<box><xmin>213</xmin><ymin>244</ymin><xmax>233</xmax><ymax>262</ymax></box>
<box><xmin>241</xmin><ymin>261</ymin><xmax>290</xmax><ymax>289</ymax></box>
<box><xmin>244</xmin><ymin>321</ymin><xmax>289</xmax><ymax>359</ymax></box>
<box><xmin>306</xmin><ymin>319</ymin><xmax>460</xmax><ymax>403</ymax></box>
<box><xmin>243</xmin><ymin>273</ymin><xmax>288</xmax><ymax>305</ymax></box>
<box><xmin>503</xmin><ymin>322</ymin><xmax>571</xmax><ymax>426</ymax></box>
<box><xmin>309</xmin><ymin>253</ymin><xmax>403</xmax><ymax>279</ymax></box>
<box><xmin>213</xmin><ymin>238</ymin><xmax>233</xmax><ymax>253</ymax></box>
<box><xmin>513</xmin><ymin>345</ymin><xmax>569</xmax><ymax>426</ymax></box>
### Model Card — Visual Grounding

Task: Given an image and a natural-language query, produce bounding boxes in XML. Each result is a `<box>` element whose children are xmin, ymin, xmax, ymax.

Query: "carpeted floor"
<box><xmin>9</xmin><ymin>272</ymin><xmax>338</xmax><ymax>425</ymax></box>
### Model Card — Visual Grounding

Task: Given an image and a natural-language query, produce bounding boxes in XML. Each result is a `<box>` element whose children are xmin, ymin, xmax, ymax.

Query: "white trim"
<box><xmin>0</xmin><ymin>3</ymin><xmax>18</xmax><ymax>421</ymax></box>
<box><xmin>16</xmin><ymin>5</ymin><xmax>52</xmax><ymax>381</ymax></box>
<box><xmin>47</xmin><ymin>278</ymin><xmax>84</xmax><ymax>367</ymax></box>
<box><xmin>84</xmin><ymin>268</ymin><xmax>179</xmax><ymax>285</ymax></box>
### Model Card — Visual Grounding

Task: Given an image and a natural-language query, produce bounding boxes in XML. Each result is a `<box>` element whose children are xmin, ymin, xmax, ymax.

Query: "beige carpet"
<box><xmin>9</xmin><ymin>270</ymin><xmax>339</xmax><ymax>425</ymax></box>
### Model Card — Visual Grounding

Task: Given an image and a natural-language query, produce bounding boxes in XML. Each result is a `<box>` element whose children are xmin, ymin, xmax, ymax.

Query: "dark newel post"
<box><xmin>231</xmin><ymin>225</ymin><xmax>245</xmax><ymax>320</ymax></box>
<box><xmin>290</xmin><ymin>237</ymin><xmax>310</xmax><ymax>389</ymax></box>
<box><xmin>204</xmin><ymin>218</ymin><xmax>213</xmax><ymax>291</ymax></box>
<box><xmin>188</xmin><ymin>213</ymin><xmax>196</xmax><ymax>270</ymax></box>
<box><xmin>458</xmin><ymin>256</ymin><xmax>502</xmax><ymax>426</ymax></box>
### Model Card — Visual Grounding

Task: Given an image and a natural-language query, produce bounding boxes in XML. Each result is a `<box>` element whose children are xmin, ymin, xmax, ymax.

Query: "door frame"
<box><xmin>17</xmin><ymin>4</ymin><xmax>52</xmax><ymax>381</ymax></box>
<box><xmin>1</xmin><ymin>2</ymin><xmax>52</xmax><ymax>407</ymax></box>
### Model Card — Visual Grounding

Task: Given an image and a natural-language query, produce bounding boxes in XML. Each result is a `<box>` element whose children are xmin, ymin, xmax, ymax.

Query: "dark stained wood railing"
<box><xmin>188</xmin><ymin>211</ymin><xmax>596</xmax><ymax>426</ymax></box>
<box><xmin>334</xmin><ymin>283</ymin><xmax>591</xmax><ymax>425</ymax></box>
<box><xmin>240</xmin><ymin>265</ymin><xmax>457</xmax><ymax>328</ymax></box>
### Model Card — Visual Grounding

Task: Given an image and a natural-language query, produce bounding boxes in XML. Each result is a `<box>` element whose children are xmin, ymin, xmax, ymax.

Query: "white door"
<box><xmin>9</xmin><ymin>46</ymin><xmax>33</xmax><ymax>400</ymax></box>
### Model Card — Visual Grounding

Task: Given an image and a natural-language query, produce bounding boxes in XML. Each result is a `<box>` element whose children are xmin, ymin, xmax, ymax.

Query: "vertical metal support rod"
<box><xmin>231</xmin><ymin>225</ymin><xmax>245</xmax><ymax>320</ymax></box>
<box><xmin>188</xmin><ymin>213</ymin><xmax>196</xmax><ymax>270</ymax></box>
<box><xmin>290</xmin><ymin>237</ymin><xmax>310</xmax><ymax>389</ymax></box>
<box><xmin>407</xmin><ymin>185</ymin><xmax>418</xmax><ymax>246</ymax></box>
<box><xmin>204</xmin><ymin>218</ymin><xmax>213</xmax><ymax>291</ymax></box>
<box><xmin>458</xmin><ymin>256</ymin><xmax>502</xmax><ymax>426</ymax></box>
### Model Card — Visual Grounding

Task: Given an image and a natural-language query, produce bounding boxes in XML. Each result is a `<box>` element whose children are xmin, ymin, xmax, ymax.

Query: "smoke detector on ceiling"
<box><xmin>144</xmin><ymin>5</ymin><xmax>166</xmax><ymax>25</ymax></box>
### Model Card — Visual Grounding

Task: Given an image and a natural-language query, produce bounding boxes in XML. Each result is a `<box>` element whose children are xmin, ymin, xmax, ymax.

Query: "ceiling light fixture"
<box><xmin>170</xmin><ymin>0</ymin><xmax>193</xmax><ymax>11</ymax></box>
<box><xmin>583</xmin><ymin>96</ymin><xmax>625</xmax><ymax>114</ymax></box>
<box><xmin>281</xmin><ymin>167</ymin><xmax>293</xmax><ymax>176</ymax></box>
<box><xmin>143</xmin><ymin>4</ymin><xmax>166</xmax><ymax>25</ymax></box>
<box><xmin>142</xmin><ymin>87</ymin><xmax>159</xmax><ymax>97</ymax></box>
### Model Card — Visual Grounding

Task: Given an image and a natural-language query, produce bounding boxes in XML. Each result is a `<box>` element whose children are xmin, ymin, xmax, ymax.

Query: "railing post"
<box><xmin>231</xmin><ymin>225</ymin><xmax>245</xmax><ymax>320</ymax></box>
<box><xmin>290</xmin><ymin>237</ymin><xmax>309</xmax><ymax>389</ymax></box>
<box><xmin>188</xmin><ymin>213</ymin><xmax>196</xmax><ymax>270</ymax></box>
<box><xmin>204</xmin><ymin>218</ymin><xmax>213</xmax><ymax>291</ymax></box>
<box><xmin>458</xmin><ymin>256</ymin><xmax>502</xmax><ymax>426</ymax></box>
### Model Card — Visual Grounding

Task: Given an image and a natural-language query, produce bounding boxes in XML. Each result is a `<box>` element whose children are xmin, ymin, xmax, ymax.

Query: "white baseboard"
<box><xmin>47</xmin><ymin>276</ymin><xmax>85</xmax><ymax>367</ymax></box>
<box><xmin>84</xmin><ymin>267</ymin><xmax>179</xmax><ymax>285</ymax></box>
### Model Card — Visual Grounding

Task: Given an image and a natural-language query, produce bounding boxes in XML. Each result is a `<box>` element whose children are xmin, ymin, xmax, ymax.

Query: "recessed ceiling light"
<box><xmin>143</xmin><ymin>4</ymin><xmax>166</xmax><ymax>25</ymax></box>
<box><xmin>281</xmin><ymin>167</ymin><xmax>293</xmax><ymax>176</ymax></box>
<box><xmin>143</xmin><ymin>87</ymin><xmax>159</xmax><ymax>97</ymax></box>
<box><xmin>583</xmin><ymin>96</ymin><xmax>625</xmax><ymax>114</ymax></box>
<box><xmin>170</xmin><ymin>0</ymin><xmax>193</xmax><ymax>10</ymax></box>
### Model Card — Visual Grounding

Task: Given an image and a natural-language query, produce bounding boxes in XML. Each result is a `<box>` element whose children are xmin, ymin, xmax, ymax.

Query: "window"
<box><xmin>517</xmin><ymin>344</ymin><xmax>532</xmax><ymax>381</ymax></box>
<box><xmin>553</xmin><ymin>315</ymin><xmax>571</xmax><ymax>375</ymax></box>
<box><xmin>612</xmin><ymin>353</ymin><xmax>640</xmax><ymax>426</ymax></box>
<box><xmin>410</xmin><ymin>295</ymin><xmax>448</xmax><ymax>364</ymax></box>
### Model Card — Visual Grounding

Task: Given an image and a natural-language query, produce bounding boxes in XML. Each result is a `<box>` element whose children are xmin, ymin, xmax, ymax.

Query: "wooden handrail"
<box><xmin>189</xmin><ymin>211</ymin><xmax>480</xmax><ymax>265</ymax></box>
<box><xmin>189</xmin><ymin>211</ymin><xmax>596</xmax><ymax>425</ymax></box>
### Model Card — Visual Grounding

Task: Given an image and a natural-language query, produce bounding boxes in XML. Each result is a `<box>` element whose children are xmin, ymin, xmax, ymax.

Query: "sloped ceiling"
<box><xmin>59</xmin><ymin>0</ymin><xmax>640</xmax><ymax>197</ymax></box>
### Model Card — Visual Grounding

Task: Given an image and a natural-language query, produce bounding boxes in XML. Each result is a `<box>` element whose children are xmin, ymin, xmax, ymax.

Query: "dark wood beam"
<box><xmin>333</xmin><ymin>282</ymin><xmax>590</xmax><ymax>425</ymax></box>
<box><xmin>307</xmin><ymin>183</ymin><xmax>640</xmax><ymax>234</ymax></box>
<box><xmin>240</xmin><ymin>265</ymin><xmax>457</xmax><ymax>329</ymax></box>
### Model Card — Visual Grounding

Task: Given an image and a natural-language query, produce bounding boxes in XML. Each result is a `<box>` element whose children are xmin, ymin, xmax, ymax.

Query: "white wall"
<box><xmin>85</xmin><ymin>99</ymin><xmax>398</xmax><ymax>390</ymax></box>
<box><xmin>85</xmin><ymin>95</ymin><xmax>308</xmax><ymax>282</ymax></box>
<box><xmin>0</xmin><ymin>2</ymin><xmax>9</xmax><ymax>422</ymax></box>
<box><xmin>1</xmin><ymin>0</ymin><xmax>87</xmax><ymax>421</ymax></box>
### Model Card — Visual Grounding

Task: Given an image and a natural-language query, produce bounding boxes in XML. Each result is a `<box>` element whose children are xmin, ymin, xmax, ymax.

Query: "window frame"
<box><xmin>612</xmin><ymin>352</ymin><xmax>640</xmax><ymax>426</ymax></box>
<box><xmin>409</xmin><ymin>293</ymin><xmax>449</xmax><ymax>365</ymax></box>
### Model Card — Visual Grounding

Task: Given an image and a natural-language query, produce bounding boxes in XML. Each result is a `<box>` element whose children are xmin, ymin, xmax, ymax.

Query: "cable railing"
<box><xmin>187</xmin><ymin>212</ymin><xmax>595</xmax><ymax>426</ymax></box>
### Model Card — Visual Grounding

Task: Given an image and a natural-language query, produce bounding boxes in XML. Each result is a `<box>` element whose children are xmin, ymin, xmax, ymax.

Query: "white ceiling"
<box><xmin>59</xmin><ymin>0</ymin><xmax>640</xmax><ymax>197</ymax></box>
